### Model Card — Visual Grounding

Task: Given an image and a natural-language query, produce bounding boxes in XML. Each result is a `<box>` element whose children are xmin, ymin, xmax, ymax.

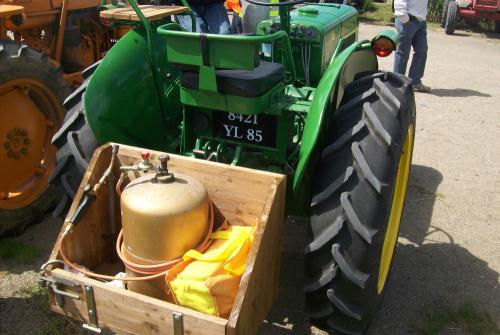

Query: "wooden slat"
<box><xmin>0</xmin><ymin>5</ymin><xmax>24</xmax><ymax>18</ymax></box>
<box><xmin>100</xmin><ymin>5</ymin><xmax>188</xmax><ymax>22</ymax></box>
<box><xmin>49</xmin><ymin>269</ymin><xmax>228</xmax><ymax>335</ymax></box>
<box><xmin>49</xmin><ymin>145</ymin><xmax>116</xmax><ymax>269</ymax></box>
<box><xmin>106</xmin><ymin>6</ymin><xmax>157</xmax><ymax>21</ymax></box>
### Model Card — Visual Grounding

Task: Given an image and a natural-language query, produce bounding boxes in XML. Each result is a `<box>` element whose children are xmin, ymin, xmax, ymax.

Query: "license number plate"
<box><xmin>212</xmin><ymin>112</ymin><xmax>277</xmax><ymax>147</ymax></box>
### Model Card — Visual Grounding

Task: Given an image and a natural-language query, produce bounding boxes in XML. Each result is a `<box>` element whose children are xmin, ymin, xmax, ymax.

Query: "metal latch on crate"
<box><xmin>82</xmin><ymin>285</ymin><xmax>102</xmax><ymax>334</ymax></box>
<box><xmin>173</xmin><ymin>312</ymin><xmax>184</xmax><ymax>335</ymax></box>
<box><xmin>38</xmin><ymin>274</ymin><xmax>80</xmax><ymax>308</ymax></box>
<box><xmin>39</xmin><ymin>273</ymin><xmax>102</xmax><ymax>334</ymax></box>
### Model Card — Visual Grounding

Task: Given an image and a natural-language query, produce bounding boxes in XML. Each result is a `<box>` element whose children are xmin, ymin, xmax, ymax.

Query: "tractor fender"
<box><xmin>84</xmin><ymin>27</ymin><xmax>183</xmax><ymax>152</ymax></box>
<box><xmin>293</xmin><ymin>41</ymin><xmax>378</xmax><ymax>192</ymax></box>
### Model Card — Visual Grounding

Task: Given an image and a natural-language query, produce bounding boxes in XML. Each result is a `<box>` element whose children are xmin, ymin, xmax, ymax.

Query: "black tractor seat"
<box><xmin>180</xmin><ymin>61</ymin><xmax>286</xmax><ymax>97</ymax></box>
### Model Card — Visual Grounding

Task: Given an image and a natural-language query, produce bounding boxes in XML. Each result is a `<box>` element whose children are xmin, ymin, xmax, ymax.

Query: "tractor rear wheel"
<box><xmin>445</xmin><ymin>1</ymin><xmax>458</xmax><ymax>35</ymax></box>
<box><xmin>0</xmin><ymin>40</ymin><xmax>71</xmax><ymax>236</ymax></box>
<box><xmin>494</xmin><ymin>21</ymin><xmax>500</xmax><ymax>33</ymax></box>
<box><xmin>305</xmin><ymin>71</ymin><xmax>415</xmax><ymax>334</ymax></box>
<box><xmin>441</xmin><ymin>0</ymin><xmax>450</xmax><ymax>28</ymax></box>
<box><xmin>49</xmin><ymin>63</ymin><xmax>99</xmax><ymax>217</ymax></box>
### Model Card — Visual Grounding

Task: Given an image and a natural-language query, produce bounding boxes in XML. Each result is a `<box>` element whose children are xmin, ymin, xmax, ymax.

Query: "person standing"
<box><xmin>226</xmin><ymin>0</ymin><xmax>243</xmax><ymax>33</ymax></box>
<box><xmin>155</xmin><ymin>0</ymin><xmax>231</xmax><ymax>34</ymax></box>
<box><xmin>393</xmin><ymin>0</ymin><xmax>431</xmax><ymax>92</ymax></box>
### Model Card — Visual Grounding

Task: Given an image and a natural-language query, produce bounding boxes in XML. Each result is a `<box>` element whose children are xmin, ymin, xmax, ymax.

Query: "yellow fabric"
<box><xmin>166</xmin><ymin>225</ymin><xmax>254</xmax><ymax>318</ymax></box>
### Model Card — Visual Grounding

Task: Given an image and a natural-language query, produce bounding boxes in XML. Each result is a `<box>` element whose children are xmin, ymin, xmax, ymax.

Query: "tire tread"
<box><xmin>49</xmin><ymin>63</ymin><xmax>100</xmax><ymax>217</ymax></box>
<box><xmin>305</xmin><ymin>71</ymin><xmax>416</xmax><ymax>334</ymax></box>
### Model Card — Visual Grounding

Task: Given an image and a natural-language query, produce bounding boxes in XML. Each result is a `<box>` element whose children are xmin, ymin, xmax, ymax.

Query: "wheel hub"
<box><xmin>0</xmin><ymin>79</ymin><xmax>62</xmax><ymax>209</ymax></box>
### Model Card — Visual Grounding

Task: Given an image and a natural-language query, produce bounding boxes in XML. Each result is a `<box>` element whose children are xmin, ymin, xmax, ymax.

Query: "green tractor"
<box><xmin>50</xmin><ymin>0</ymin><xmax>415</xmax><ymax>333</ymax></box>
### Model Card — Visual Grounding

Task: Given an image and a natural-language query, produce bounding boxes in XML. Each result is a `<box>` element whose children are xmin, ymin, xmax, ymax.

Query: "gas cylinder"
<box><xmin>120</xmin><ymin>154</ymin><xmax>209</xmax><ymax>299</ymax></box>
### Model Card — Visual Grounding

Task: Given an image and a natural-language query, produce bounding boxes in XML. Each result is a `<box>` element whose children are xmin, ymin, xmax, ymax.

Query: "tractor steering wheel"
<box><xmin>244</xmin><ymin>0</ymin><xmax>305</xmax><ymax>6</ymax></box>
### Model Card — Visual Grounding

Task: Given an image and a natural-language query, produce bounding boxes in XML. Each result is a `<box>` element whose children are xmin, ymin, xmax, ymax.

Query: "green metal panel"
<box><xmin>180</xmin><ymin>83</ymin><xmax>285</xmax><ymax>114</ymax></box>
<box><xmin>294</xmin><ymin>5</ymin><xmax>354</xmax><ymax>28</ymax></box>
<box><xmin>257</xmin><ymin>4</ymin><xmax>358</xmax><ymax>85</ymax></box>
<box><xmin>181</xmin><ymin>88</ymin><xmax>226</xmax><ymax>111</ymax></box>
<box><xmin>293</xmin><ymin>42</ymin><xmax>378</xmax><ymax>192</ymax></box>
<box><xmin>158</xmin><ymin>25</ymin><xmax>292</xmax><ymax>69</ymax></box>
<box><xmin>84</xmin><ymin>27</ymin><xmax>183</xmax><ymax>152</ymax></box>
<box><xmin>164</xmin><ymin>34</ymin><xmax>259</xmax><ymax>70</ymax></box>
<box><xmin>158</xmin><ymin>25</ymin><xmax>296</xmax><ymax>84</ymax></box>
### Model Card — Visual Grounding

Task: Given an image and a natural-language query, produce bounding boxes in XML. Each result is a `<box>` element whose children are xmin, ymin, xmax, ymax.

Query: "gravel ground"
<box><xmin>1</xmin><ymin>23</ymin><xmax>499</xmax><ymax>335</ymax></box>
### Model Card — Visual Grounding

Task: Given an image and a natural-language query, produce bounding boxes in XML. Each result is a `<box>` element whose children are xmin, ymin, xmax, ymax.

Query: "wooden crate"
<box><xmin>43</xmin><ymin>143</ymin><xmax>286</xmax><ymax>335</ymax></box>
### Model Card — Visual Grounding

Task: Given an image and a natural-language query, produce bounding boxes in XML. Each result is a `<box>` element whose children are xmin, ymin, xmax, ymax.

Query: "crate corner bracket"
<box><xmin>82</xmin><ymin>284</ymin><xmax>102</xmax><ymax>334</ymax></box>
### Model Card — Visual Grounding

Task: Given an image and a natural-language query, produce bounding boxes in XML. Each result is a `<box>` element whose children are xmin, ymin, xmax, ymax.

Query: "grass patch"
<box><xmin>360</xmin><ymin>2</ymin><xmax>394</xmax><ymax>25</ymax></box>
<box><xmin>36</xmin><ymin>316</ymin><xmax>86</xmax><ymax>335</ymax></box>
<box><xmin>415</xmin><ymin>303</ymin><xmax>500</xmax><ymax>335</ymax></box>
<box><xmin>36</xmin><ymin>317</ymin><xmax>67</xmax><ymax>335</ymax></box>
<box><xmin>0</xmin><ymin>238</ymin><xmax>42</xmax><ymax>264</ymax></box>
<box><xmin>359</xmin><ymin>0</ymin><xmax>444</xmax><ymax>25</ymax></box>
<box><xmin>428</xmin><ymin>0</ymin><xmax>445</xmax><ymax>22</ymax></box>
<box><xmin>12</xmin><ymin>284</ymin><xmax>85</xmax><ymax>335</ymax></box>
<box><xmin>15</xmin><ymin>283</ymin><xmax>45</xmax><ymax>298</ymax></box>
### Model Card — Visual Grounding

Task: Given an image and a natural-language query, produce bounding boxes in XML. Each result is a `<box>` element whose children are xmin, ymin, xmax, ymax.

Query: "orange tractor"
<box><xmin>0</xmin><ymin>0</ymin><xmax>128</xmax><ymax>235</ymax></box>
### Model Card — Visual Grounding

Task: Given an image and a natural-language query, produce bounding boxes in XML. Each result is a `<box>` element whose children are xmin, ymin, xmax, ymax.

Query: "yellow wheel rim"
<box><xmin>0</xmin><ymin>79</ymin><xmax>64</xmax><ymax>209</ymax></box>
<box><xmin>377</xmin><ymin>123</ymin><xmax>414</xmax><ymax>294</ymax></box>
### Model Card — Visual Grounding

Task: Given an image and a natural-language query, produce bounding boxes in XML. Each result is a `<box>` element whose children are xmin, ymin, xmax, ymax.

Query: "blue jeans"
<box><xmin>393</xmin><ymin>17</ymin><xmax>428</xmax><ymax>85</ymax></box>
<box><xmin>230</xmin><ymin>13</ymin><xmax>243</xmax><ymax>34</ymax></box>
<box><xmin>176</xmin><ymin>3</ymin><xmax>231</xmax><ymax>34</ymax></box>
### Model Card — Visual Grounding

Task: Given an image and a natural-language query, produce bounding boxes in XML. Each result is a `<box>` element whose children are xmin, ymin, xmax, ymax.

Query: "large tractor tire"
<box><xmin>49</xmin><ymin>63</ymin><xmax>99</xmax><ymax>217</ymax></box>
<box><xmin>0</xmin><ymin>40</ymin><xmax>71</xmax><ymax>236</ymax></box>
<box><xmin>441</xmin><ymin>0</ymin><xmax>450</xmax><ymax>28</ymax></box>
<box><xmin>445</xmin><ymin>1</ymin><xmax>458</xmax><ymax>35</ymax></box>
<box><xmin>305</xmin><ymin>71</ymin><xmax>415</xmax><ymax>334</ymax></box>
<box><xmin>494</xmin><ymin>21</ymin><xmax>500</xmax><ymax>34</ymax></box>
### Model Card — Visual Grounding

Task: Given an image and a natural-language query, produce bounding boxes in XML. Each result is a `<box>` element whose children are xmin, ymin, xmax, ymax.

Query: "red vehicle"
<box><xmin>442</xmin><ymin>0</ymin><xmax>500</xmax><ymax>34</ymax></box>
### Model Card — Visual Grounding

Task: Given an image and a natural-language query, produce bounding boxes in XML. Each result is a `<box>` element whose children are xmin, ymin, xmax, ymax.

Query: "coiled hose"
<box><xmin>59</xmin><ymin>201</ymin><xmax>215</xmax><ymax>281</ymax></box>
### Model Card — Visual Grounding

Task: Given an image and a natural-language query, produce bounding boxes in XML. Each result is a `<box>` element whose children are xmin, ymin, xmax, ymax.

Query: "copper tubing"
<box><xmin>58</xmin><ymin>201</ymin><xmax>216</xmax><ymax>282</ymax></box>
<box><xmin>115</xmin><ymin>173</ymin><xmax>129</xmax><ymax>196</ymax></box>
<box><xmin>59</xmin><ymin>246</ymin><xmax>170</xmax><ymax>281</ymax></box>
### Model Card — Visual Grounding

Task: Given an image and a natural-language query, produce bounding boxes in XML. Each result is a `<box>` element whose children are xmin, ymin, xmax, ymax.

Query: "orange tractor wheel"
<box><xmin>0</xmin><ymin>40</ymin><xmax>70</xmax><ymax>236</ymax></box>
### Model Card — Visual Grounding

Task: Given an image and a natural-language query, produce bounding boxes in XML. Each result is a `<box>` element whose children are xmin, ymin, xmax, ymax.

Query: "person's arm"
<box><xmin>394</xmin><ymin>0</ymin><xmax>410</xmax><ymax>23</ymax></box>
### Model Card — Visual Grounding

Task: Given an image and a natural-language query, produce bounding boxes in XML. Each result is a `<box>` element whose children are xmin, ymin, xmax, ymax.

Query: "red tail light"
<box><xmin>100</xmin><ymin>17</ymin><xmax>113</xmax><ymax>26</ymax></box>
<box><xmin>372</xmin><ymin>37</ymin><xmax>395</xmax><ymax>57</ymax></box>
